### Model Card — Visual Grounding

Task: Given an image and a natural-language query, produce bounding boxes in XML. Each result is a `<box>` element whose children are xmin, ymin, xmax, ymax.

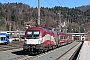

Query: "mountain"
<box><xmin>77</xmin><ymin>5</ymin><xmax>90</xmax><ymax>12</ymax></box>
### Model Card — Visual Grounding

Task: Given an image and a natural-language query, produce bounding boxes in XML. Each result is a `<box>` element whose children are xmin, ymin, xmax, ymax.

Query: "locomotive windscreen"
<box><xmin>26</xmin><ymin>30</ymin><xmax>40</xmax><ymax>39</ymax></box>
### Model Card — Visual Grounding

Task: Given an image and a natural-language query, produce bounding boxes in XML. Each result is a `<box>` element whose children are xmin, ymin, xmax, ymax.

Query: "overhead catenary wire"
<box><xmin>45</xmin><ymin>0</ymin><xmax>52</xmax><ymax>7</ymax></box>
<box><xmin>3</xmin><ymin>0</ymin><xmax>66</xmax><ymax>8</ymax></box>
<box><xmin>18</xmin><ymin>0</ymin><xmax>22</xmax><ymax>3</ymax></box>
<box><xmin>61</xmin><ymin>0</ymin><xmax>66</xmax><ymax>7</ymax></box>
<box><xmin>3</xmin><ymin>0</ymin><xmax>8</xmax><ymax>2</ymax></box>
<box><xmin>50</xmin><ymin>0</ymin><xmax>56</xmax><ymax>7</ymax></box>
<box><xmin>56</xmin><ymin>0</ymin><xmax>62</xmax><ymax>6</ymax></box>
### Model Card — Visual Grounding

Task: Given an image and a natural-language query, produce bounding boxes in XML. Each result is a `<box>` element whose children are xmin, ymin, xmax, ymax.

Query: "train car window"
<box><xmin>65</xmin><ymin>36</ymin><xmax>67</xmax><ymax>39</ymax></box>
<box><xmin>60</xmin><ymin>36</ymin><xmax>63</xmax><ymax>39</ymax></box>
<box><xmin>1</xmin><ymin>37</ymin><xmax>3</xmax><ymax>41</ymax></box>
<box><xmin>4</xmin><ymin>37</ymin><xmax>5</xmax><ymax>40</ymax></box>
<box><xmin>63</xmin><ymin>36</ymin><xmax>64</xmax><ymax>39</ymax></box>
<box><xmin>61</xmin><ymin>36</ymin><xmax>65</xmax><ymax>40</ymax></box>
<box><xmin>64</xmin><ymin>36</ymin><xmax>65</xmax><ymax>39</ymax></box>
<box><xmin>1</xmin><ymin>37</ymin><xmax>5</xmax><ymax>41</ymax></box>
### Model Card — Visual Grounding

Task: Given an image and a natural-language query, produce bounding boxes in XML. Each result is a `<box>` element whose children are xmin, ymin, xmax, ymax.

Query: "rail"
<box><xmin>56</xmin><ymin>41</ymin><xmax>83</xmax><ymax>60</ymax></box>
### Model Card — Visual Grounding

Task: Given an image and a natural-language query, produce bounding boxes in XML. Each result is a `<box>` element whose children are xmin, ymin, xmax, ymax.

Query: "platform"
<box><xmin>77</xmin><ymin>41</ymin><xmax>90</xmax><ymax>60</ymax></box>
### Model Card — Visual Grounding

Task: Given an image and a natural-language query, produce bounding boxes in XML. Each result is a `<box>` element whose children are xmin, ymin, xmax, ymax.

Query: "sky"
<box><xmin>0</xmin><ymin>0</ymin><xmax>90</xmax><ymax>8</ymax></box>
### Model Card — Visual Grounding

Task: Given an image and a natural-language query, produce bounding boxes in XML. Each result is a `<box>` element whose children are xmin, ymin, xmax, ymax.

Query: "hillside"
<box><xmin>77</xmin><ymin>5</ymin><xmax>90</xmax><ymax>12</ymax></box>
<box><xmin>0</xmin><ymin>3</ymin><xmax>90</xmax><ymax>33</ymax></box>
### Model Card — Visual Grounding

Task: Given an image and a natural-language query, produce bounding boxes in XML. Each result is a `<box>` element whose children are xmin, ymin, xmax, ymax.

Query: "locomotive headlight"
<box><xmin>38</xmin><ymin>38</ymin><xmax>43</xmax><ymax>44</ymax></box>
<box><xmin>40</xmin><ymin>38</ymin><xmax>43</xmax><ymax>42</ymax></box>
<box><xmin>40</xmin><ymin>39</ymin><xmax>43</xmax><ymax>43</ymax></box>
<box><xmin>39</xmin><ymin>35</ymin><xmax>43</xmax><ymax>42</ymax></box>
<box><xmin>38</xmin><ymin>35</ymin><xmax>43</xmax><ymax>44</ymax></box>
<box><xmin>38</xmin><ymin>40</ymin><xmax>42</xmax><ymax>44</ymax></box>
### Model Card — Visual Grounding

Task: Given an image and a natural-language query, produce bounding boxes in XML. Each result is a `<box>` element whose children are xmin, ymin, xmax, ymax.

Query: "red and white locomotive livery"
<box><xmin>23</xmin><ymin>27</ymin><xmax>73</xmax><ymax>53</ymax></box>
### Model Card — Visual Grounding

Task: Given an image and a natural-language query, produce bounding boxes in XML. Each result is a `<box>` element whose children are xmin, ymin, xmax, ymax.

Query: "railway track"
<box><xmin>0</xmin><ymin>41</ymin><xmax>24</xmax><ymax>51</ymax></box>
<box><xmin>56</xmin><ymin>41</ymin><xmax>83</xmax><ymax>60</ymax></box>
<box><xmin>11</xmin><ymin>41</ymin><xmax>82</xmax><ymax>60</ymax></box>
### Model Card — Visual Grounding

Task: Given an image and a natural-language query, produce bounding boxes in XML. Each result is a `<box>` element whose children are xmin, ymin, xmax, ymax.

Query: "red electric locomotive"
<box><xmin>23</xmin><ymin>27</ymin><xmax>73</xmax><ymax>53</ymax></box>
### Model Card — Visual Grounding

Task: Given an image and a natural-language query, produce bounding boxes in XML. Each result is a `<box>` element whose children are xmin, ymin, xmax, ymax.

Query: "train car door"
<box><xmin>53</xmin><ymin>31</ymin><xmax>59</xmax><ymax>46</ymax></box>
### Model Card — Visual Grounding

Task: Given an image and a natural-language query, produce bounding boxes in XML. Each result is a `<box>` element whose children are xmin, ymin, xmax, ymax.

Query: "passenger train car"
<box><xmin>58</xmin><ymin>32</ymin><xmax>72</xmax><ymax>45</ymax></box>
<box><xmin>23</xmin><ymin>27</ymin><xmax>73</xmax><ymax>53</ymax></box>
<box><xmin>0</xmin><ymin>33</ymin><xmax>10</xmax><ymax>44</ymax></box>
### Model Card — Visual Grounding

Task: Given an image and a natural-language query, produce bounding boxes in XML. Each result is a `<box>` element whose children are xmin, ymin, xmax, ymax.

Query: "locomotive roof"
<box><xmin>27</xmin><ymin>27</ymin><xmax>50</xmax><ymax>31</ymax></box>
<box><xmin>27</xmin><ymin>27</ymin><xmax>71</xmax><ymax>36</ymax></box>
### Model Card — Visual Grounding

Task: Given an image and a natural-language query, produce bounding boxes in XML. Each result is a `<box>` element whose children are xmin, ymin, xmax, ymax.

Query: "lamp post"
<box><xmin>84</xmin><ymin>28</ymin><xmax>86</xmax><ymax>33</ymax></box>
<box><xmin>79</xmin><ymin>26</ymin><xmax>81</xmax><ymax>40</ymax></box>
<box><xmin>58</xmin><ymin>12</ymin><xmax>61</xmax><ymax>32</ymax></box>
<box><xmin>72</xmin><ymin>29</ymin><xmax>73</xmax><ymax>33</ymax></box>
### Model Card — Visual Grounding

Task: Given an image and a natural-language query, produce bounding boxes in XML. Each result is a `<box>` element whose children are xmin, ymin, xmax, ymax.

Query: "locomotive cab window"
<box><xmin>27</xmin><ymin>31</ymin><xmax>33</xmax><ymax>38</ymax></box>
<box><xmin>26</xmin><ymin>30</ymin><xmax>40</xmax><ymax>39</ymax></box>
<box><xmin>33</xmin><ymin>31</ymin><xmax>40</xmax><ymax>38</ymax></box>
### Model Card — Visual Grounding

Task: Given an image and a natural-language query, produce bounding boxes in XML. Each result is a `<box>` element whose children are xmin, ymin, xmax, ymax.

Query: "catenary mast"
<box><xmin>38</xmin><ymin>0</ymin><xmax>40</xmax><ymax>26</ymax></box>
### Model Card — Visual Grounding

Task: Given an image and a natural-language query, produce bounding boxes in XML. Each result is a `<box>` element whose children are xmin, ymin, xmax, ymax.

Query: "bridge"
<box><xmin>69</xmin><ymin>33</ymin><xmax>87</xmax><ymax>41</ymax></box>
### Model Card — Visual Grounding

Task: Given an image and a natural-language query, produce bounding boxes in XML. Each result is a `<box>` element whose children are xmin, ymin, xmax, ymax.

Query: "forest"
<box><xmin>0</xmin><ymin>2</ymin><xmax>90</xmax><ymax>33</ymax></box>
